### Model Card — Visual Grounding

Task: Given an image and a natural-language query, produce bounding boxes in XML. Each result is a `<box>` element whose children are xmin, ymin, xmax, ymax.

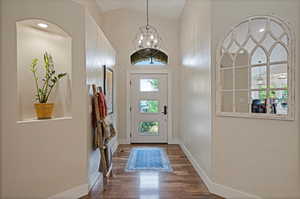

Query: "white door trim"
<box><xmin>126</xmin><ymin>69</ymin><xmax>172</xmax><ymax>144</ymax></box>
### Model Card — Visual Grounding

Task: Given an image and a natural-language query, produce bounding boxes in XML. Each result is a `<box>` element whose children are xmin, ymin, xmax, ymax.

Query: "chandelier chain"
<box><xmin>146</xmin><ymin>0</ymin><xmax>149</xmax><ymax>28</ymax></box>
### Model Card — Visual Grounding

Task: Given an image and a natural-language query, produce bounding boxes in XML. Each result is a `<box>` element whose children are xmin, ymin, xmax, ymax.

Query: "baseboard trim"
<box><xmin>48</xmin><ymin>184</ymin><xmax>88</xmax><ymax>199</ymax></box>
<box><xmin>89</xmin><ymin>172</ymin><xmax>102</xmax><ymax>191</ymax></box>
<box><xmin>179</xmin><ymin>143</ymin><xmax>261</xmax><ymax>199</ymax></box>
<box><xmin>49</xmin><ymin>137</ymin><xmax>119</xmax><ymax>199</ymax></box>
<box><xmin>118</xmin><ymin>138</ymin><xmax>130</xmax><ymax>144</ymax></box>
<box><xmin>168</xmin><ymin>138</ymin><xmax>181</xmax><ymax>144</ymax></box>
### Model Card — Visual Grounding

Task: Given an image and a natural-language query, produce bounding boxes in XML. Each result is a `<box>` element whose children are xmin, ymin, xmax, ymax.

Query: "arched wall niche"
<box><xmin>17</xmin><ymin>19</ymin><xmax>72</xmax><ymax>121</ymax></box>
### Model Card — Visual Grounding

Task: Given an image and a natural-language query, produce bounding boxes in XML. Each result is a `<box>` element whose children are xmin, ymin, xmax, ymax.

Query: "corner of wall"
<box><xmin>179</xmin><ymin>143</ymin><xmax>261</xmax><ymax>199</ymax></box>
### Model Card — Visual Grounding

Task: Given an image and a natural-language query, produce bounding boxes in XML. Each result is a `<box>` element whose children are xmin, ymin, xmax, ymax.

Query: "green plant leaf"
<box><xmin>58</xmin><ymin>73</ymin><xmax>67</xmax><ymax>79</ymax></box>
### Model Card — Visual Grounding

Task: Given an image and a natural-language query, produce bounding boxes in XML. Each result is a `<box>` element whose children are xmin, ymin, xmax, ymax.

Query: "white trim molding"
<box><xmin>48</xmin><ymin>184</ymin><xmax>89</xmax><ymax>199</ymax></box>
<box><xmin>180</xmin><ymin>143</ymin><xmax>261</xmax><ymax>199</ymax></box>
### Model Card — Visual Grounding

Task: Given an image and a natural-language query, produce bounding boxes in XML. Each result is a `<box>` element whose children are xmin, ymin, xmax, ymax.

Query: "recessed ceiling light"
<box><xmin>38</xmin><ymin>23</ymin><xmax>48</xmax><ymax>28</ymax></box>
<box><xmin>259</xmin><ymin>28</ymin><xmax>265</xmax><ymax>32</ymax></box>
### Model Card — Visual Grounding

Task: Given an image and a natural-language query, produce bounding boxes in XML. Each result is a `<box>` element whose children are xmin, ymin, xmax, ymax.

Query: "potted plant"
<box><xmin>30</xmin><ymin>52</ymin><xmax>67</xmax><ymax>119</ymax></box>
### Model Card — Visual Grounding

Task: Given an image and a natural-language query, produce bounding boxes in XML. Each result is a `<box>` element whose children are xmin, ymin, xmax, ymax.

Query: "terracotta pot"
<box><xmin>34</xmin><ymin>103</ymin><xmax>54</xmax><ymax>119</ymax></box>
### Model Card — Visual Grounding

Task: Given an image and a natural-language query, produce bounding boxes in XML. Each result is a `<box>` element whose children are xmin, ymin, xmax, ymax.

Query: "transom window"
<box><xmin>217</xmin><ymin>16</ymin><xmax>295</xmax><ymax>120</ymax></box>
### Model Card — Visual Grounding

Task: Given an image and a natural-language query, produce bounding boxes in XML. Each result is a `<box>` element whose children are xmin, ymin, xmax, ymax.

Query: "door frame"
<box><xmin>126</xmin><ymin>69</ymin><xmax>172</xmax><ymax>144</ymax></box>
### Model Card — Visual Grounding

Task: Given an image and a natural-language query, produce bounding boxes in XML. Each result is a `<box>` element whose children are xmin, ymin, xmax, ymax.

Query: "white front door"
<box><xmin>130</xmin><ymin>74</ymin><xmax>168</xmax><ymax>143</ymax></box>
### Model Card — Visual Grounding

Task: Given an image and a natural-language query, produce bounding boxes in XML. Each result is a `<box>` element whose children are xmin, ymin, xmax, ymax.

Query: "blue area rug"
<box><xmin>126</xmin><ymin>147</ymin><xmax>173</xmax><ymax>172</ymax></box>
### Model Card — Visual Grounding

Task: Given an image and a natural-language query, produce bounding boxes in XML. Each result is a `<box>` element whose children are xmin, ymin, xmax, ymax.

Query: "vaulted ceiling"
<box><xmin>96</xmin><ymin>0</ymin><xmax>186</xmax><ymax>19</ymax></box>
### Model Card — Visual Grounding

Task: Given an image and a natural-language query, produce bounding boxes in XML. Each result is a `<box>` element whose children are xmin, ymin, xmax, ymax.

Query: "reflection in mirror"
<box><xmin>250</xmin><ymin>19</ymin><xmax>267</xmax><ymax>42</ymax></box>
<box><xmin>221</xmin><ymin>69</ymin><xmax>233</xmax><ymax>90</ymax></box>
<box><xmin>270</xmin><ymin>64</ymin><xmax>287</xmax><ymax>89</ymax></box>
<box><xmin>235</xmin><ymin>67</ymin><xmax>248</xmax><ymax>89</ymax></box>
<box><xmin>223</xmin><ymin>33</ymin><xmax>232</xmax><ymax>49</ymax></box>
<box><xmin>270</xmin><ymin>20</ymin><xmax>284</xmax><ymax>38</ymax></box>
<box><xmin>244</xmin><ymin>37</ymin><xmax>256</xmax><ymax>53</ymax></box>
<box><xmin>221</xmin><ymin>91</ymin><xmax>233</xmax><ymax>112</ymax></box>
<box><xmin>236</xmin><ymin>22</ymin><xmax>249</xmax><ymax>45</ymax></box>
<box><xmin>251</xmin><ymin>47</ymin><xmax>267</xmax><ymax>65</ymax></box>
<box><xmin>251</xmin><ymin>66</ymin><xmax>267</xmax><ymax>89</ymax></box>
<box><xmin>261</xmin><ymin>34</ymin><xmax>276</xmax><ymax>52</ymax></box>
<box><xmin>235</xmin><ymin>50</ymin><xmax>249</xmax><ymax>66</ymax></box>
<box><xmin>235</xmin><ymin>91</ymin><xmax>249</xmax><ymax>113</ymax></box>
<box><xmin>220</xmin><ymin>53</ymin><xmax>233</xmax><ymax>68</ymax></box>
<box><xmin>251</xmin><ymin>91</ymin><xmax>267</xmax><ymax>113</ymax></box>
<box><xmin>228</xmin><ymin>41</ymin><xmax>239</xmax><ymax>53</ymax></box>
<box><xmin>269</xmin><ymin>90</ymin><xmax>288</xmax><ymax>115</ymax></box>
<box><xmin>281</xmin><ymin>34</ymin><xmax>288</xmax><ymax>46</ymax></box>
<box><xmin>270</xmin><ymin>43</ymin><xmax>287</xmax><ymax>63</ymax></box>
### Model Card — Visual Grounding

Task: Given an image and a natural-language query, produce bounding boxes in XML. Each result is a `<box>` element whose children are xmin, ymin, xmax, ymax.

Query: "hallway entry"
<box><xmin>130</xmin><ymin>74</ymin><xmax>168</xmax><ymax>143</ymax></box>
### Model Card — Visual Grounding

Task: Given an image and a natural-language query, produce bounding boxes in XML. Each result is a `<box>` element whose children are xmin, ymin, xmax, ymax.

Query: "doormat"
<box><xmin>125</xmin><ymin>147</ymin><xmax>173</xmax><ymax>172</ymax></box>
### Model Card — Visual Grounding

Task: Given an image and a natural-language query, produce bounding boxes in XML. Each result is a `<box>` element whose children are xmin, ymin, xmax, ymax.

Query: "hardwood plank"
<box><xmin>81</xmin><ymin>144</ymin><xmax>225</xmax><ymax>199</ymax></box>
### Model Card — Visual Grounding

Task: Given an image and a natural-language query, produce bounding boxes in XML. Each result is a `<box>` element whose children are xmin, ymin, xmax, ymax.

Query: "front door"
<box><xmin>130</xmin><ymin>74</ymin><xmax>168</xmax><ymax>143</ymax></box>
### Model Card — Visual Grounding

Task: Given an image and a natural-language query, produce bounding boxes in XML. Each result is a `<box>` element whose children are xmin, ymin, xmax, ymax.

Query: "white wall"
<box><xmin>179</xmin><ymin>0</ymin><xmax>300</xmax><ymax>198</ymax></box>
<box><xmin>17</xmin><ymin>22</ymin><xmax>72</xmax><ymax>120</ymax></box>
<box><xmin>100</xmin><ymin>8</ymin><xmax>181</xmax><ymax>144</ymax></box>
<box><xmin>211</xmin><ymin>0</ymin><xmax>300</xmax><ymax>198</ymax></box>
<box><xmin>179</xmin><ymin>0</ymin><xmax>212</xmax><ymax>177</ymax></box>
<box><xmin>0</xmin><ymin>0</ymin><xmax>88</xmax><ymax>198</ymax></box>
<box><xmin>85</xmin><ymin>13</ymin><xmax>117</xmax><ymax>189</ymax></box>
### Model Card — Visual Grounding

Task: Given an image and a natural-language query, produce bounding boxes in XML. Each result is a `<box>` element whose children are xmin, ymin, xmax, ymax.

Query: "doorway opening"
<box><xmin>129</xmin><ymin>73</ymin><xmax>169</xmax><ymax>143</ymax></box>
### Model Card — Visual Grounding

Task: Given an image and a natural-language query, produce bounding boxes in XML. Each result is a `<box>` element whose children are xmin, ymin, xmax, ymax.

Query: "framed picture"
<box><xmin>103</xmin><ymin>65</ymin><xmax>114</xmax><ymax>115</ymax></box>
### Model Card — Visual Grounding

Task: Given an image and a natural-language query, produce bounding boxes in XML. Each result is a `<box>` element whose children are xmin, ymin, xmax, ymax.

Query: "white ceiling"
<box><xmin>96</xmin><ymin>0</ymin><xmax>186</xmax><ymax>19</ymax></box>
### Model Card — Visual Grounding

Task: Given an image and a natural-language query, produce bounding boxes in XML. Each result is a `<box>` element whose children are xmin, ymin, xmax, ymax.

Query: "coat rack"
<box><xmin>92</xmin><ymin>84</ymin><xmax>113</xmax><ymax>187</ymax></box>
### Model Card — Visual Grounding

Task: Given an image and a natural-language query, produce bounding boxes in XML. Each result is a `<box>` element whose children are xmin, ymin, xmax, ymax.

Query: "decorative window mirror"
<box><xmin>216</xmin><ymin>16</ymin><xmax>295</xmax><ymax>120</ymax></box>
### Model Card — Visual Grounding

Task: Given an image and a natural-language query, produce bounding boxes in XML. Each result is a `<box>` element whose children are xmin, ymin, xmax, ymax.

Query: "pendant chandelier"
<box><xmin>134</xmin><ymin>0</ymin><xmax>162</xmax><ymax>50</ymax></box>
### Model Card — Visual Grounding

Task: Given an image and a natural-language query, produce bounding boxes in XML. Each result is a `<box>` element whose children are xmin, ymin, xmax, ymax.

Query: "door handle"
<box><xmin>162</xmin><ymin>105</ymin><xmax>168</xmax><ymax>115</ymax></box>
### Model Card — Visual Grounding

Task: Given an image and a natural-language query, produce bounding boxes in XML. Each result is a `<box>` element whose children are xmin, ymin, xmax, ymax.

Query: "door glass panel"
<box><xmin>140</xmin><ymin>79</ymin><xmax>159</xmax><ymax>92</ymax></box>
<box><xmin>269</xmin><ymin>90</ymin><xmax>288</xmax><ymax>115</ymax></box>
<box><xmin>251</xmin><ymin>90</ymin><xmax>267</xmax><ymax>113</ymax></box>
<box><xmin>140</xmin><ymin>100</ymin><xmax>159</xmax><ymax>113</ymax></box>
<box><xmin>139</xmin><ymin>122</ymin><xmax>159</xmax><ymax>136</ymax></box>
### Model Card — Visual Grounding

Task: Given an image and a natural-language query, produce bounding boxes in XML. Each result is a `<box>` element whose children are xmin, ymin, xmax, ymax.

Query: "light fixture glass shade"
<box><xmin>134</xmin><ymin>25</ymin><xmax>162</xmax><ymax>50</ymax></box>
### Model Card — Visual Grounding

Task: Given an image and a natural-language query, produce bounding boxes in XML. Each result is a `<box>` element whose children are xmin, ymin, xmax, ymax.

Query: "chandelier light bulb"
<box><xmin>38</xmin><ymin>23</ymin><xmax>48</xmax><ymax>28</ymax></box>
<box><xmin>134</xmin><ymin>0</ymin><xmax>162</xmax><ymax>50</ymax></box>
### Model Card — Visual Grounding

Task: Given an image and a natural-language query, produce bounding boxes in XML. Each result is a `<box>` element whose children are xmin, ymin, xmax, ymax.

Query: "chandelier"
<box><xmin>134</xmin><ymin>0</ymin><xmax>162</xmax><ymax>50</ymax></box>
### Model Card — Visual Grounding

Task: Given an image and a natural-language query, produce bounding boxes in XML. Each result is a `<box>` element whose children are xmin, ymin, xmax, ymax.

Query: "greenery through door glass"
<box><xmin>139</xmin><ymin>121</ymin><xmax>159</xmax><ymax>135</ymax></box>
<box><xmin>140</xmin><ymin>100</ymin><xmax>159</xmax><ymax>113</ymax></box>
<box><xmin>140</xmin><ymin>79</ymin><xmax>159</xmax><ymax>92</ymax></box>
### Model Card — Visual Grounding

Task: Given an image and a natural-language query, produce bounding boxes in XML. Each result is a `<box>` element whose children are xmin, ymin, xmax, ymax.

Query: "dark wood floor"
<box><xmin>82</xmin><ymin>144</ymin><xmax>224</xmax><ymax>199</ymax></box>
